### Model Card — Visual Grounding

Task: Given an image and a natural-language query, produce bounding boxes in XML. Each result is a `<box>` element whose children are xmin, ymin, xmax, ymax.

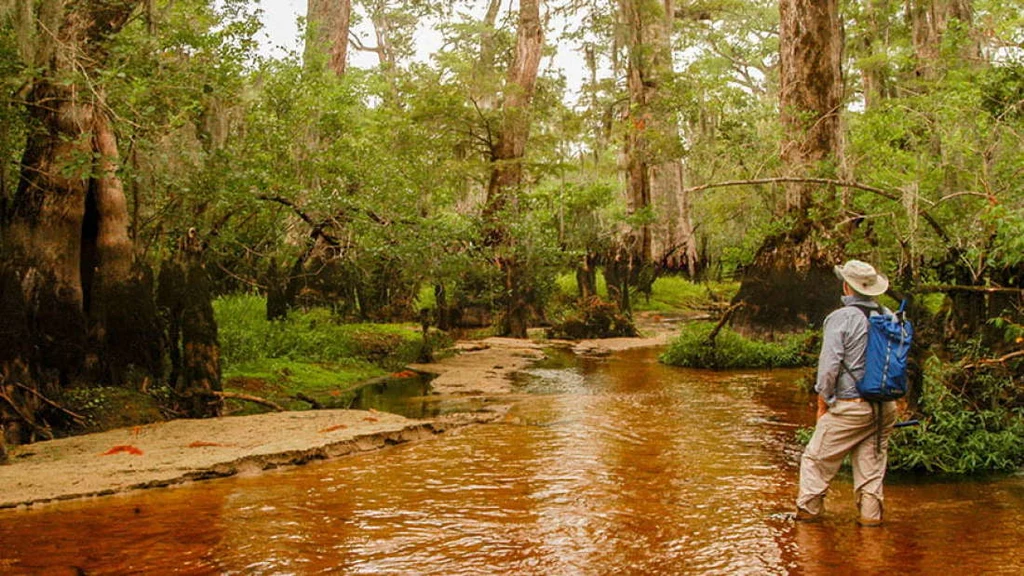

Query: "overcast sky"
<box><xmin>253</xmin><ymin>0</ymin><xmax>587</xmax><ymax>97</ymax></box>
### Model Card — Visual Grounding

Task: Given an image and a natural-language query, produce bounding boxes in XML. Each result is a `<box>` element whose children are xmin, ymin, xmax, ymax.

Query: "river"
<box><xmin>0</xmin><ymin>347</ymin><xmax>1021</xmax><ymax>574</ymax></box>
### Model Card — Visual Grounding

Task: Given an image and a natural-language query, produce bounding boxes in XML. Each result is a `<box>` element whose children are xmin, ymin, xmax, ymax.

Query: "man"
<box><xmin>796</xmin><ymin>260</ymin><xmax>898</xmax><ymax>526</ymax></box>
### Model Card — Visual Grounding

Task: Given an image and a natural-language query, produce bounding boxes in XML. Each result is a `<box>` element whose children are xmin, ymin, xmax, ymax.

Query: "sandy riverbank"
<box><xmin>0</xmin><ymin>314</ymin><xmax>683</xmax><ymax>510</ymax></box>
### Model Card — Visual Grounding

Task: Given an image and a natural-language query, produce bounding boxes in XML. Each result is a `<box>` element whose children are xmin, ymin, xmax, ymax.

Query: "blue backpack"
<box><xmin>850</xmin><ymin>301</ymin><xmax>913</xmax><ymax>401</ymax></box>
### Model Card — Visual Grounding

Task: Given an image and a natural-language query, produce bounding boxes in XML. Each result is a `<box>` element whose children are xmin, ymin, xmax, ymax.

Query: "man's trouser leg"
<box><xmin>797</xmin><ymin>401</ymin><xmax>877</xmax><ymax>517</ymax></box>
<box><xmin>851</xmin><ymin>401</ymin><xmax>897</xmax><ymax>523</ymax></box>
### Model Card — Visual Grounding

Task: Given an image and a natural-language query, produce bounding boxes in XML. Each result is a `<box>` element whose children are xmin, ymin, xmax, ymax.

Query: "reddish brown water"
<box><xmin>1</xmin><ymin>348</ymin><xmax>1022</xmax><ymax>575</ymax></box>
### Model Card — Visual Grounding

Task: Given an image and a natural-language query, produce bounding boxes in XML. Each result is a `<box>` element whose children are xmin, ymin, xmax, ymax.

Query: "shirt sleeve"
<box><xmin>815</xmin><ymin>312</ymin><xmax>846</xmax><ymax>404</ymax></box>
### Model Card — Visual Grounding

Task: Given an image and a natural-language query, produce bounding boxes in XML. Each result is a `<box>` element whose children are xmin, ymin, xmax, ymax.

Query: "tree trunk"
<box><xmin>778</xmin><ymin>0</ymin><xmax>844</xmax><ymax>215</ymax></box>
<box><xmin>304</xmin><ymin>0</ymin><xmax>352</xmax><ymax>76</ymax></box>
<box><xmin>619</xmin><ymin>0</ymin><xmax>657</xmax><ymax>264</ymax></box>
<box><xmin>482</xmin><ymin>0</ymin><xmax>543</xmax><ymax>338</ymax></box>
<box><xmin>731</xmin><ymin>0</ymin><xmax>845</xmax><ymax>335</ymax></box>
<box><xmin>159</xmin><ymin>231</ymin><xmax>222</xmax><ymax>418</ymax></box>
<box><xmin>857</xmin><ymin>0</ymin><xmax>894</xmax><ymax>108</ymax></box>
<box><xmin>907</xmin><ymin>0</ymin><xmax>978</xmax><ymax>80</ymax></box>
<box><xmin>0</xmin><ymin>0</ymin><xmax>161</xmax><ymax>440</ymax></box>
<box><xmin>618</xmin><ymin>1</ymin><xmax>701</xmax><ymax>285</ymax></box>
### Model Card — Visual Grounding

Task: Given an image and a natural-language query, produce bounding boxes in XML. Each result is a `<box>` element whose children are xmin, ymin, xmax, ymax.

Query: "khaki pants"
<box><xmin>797</xmin><ymin>400</ymin><xmax>897</xmax><ymax>521</ymax></box>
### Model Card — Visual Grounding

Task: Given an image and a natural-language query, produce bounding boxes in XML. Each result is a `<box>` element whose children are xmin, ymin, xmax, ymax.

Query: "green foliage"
<box><xmin>660</xmin><ymin>322</ymin><xmax>817</xmax><ymax>369</ymax></box>
<box><xmin>888</xmin><ymin>358</ymin><xmax>1024</xmax><ymax>474</ymax></box>
<box><xmin>632</xmin><ymin>277</ymin><xmax>739</xmax><ymax>313</ymax></box>
<box><xmin>215</xmin><ymin>294</ymin><xmax>426</xmax><ymax>371</ymax></box>
<box><xmin>59</xmin><ymin>386</ymin><xmax>165</xmax><ymax>434</ymax></box>
<box><xmin>214</xmin><ymin>294</ymin><xmax>446</xmax><ymax>412</ymax></box>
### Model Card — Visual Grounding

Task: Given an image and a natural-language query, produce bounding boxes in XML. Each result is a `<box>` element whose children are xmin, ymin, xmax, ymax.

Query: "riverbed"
<box><xmin>0</xmin><ymin>347</ymin><xmax>1021</xmax><ymax>574</ymax></box>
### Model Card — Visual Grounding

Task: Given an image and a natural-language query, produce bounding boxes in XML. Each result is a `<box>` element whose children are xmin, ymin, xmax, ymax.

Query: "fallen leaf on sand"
<box><xmin>187</xmin><ymin>441</ymin><xmax>228</xmax><ymax>448</ymax></box>
<box><xmin>363</xmin><ymin>417</ymin><xmax>379</xmax><ymax>423</ymax></box>
<box><xmin>318</xmin><ymin>424</ymin><xmax>348</xmax><ymax>433</ymax></box>
<box><xmin>102</xmin><ymin>445</ymin><xmax>143</xmax><ymax>456</ymax></box>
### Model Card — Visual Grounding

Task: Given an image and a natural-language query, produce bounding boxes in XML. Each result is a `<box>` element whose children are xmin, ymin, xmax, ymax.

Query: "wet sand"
<box><xmin>0</xmin><ymin>316</ymin><xmax>678</xmax><ymax>509</ymax></box>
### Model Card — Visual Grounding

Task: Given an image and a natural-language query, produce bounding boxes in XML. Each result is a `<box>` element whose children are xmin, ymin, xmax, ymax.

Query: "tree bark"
<box><xmin>731</xmin><ymin>0</ymin><xmax>846</xmax><ymax>335</ymax></box>
<box><xmin>2</xmin><ymin>1</ymin><xmax>144</xmax><ymax>381</ymax></box>
<box><xmin>0</xmin><ymin>1</ymin><xmax>163</xmax><ymax>441</ymax></box>
<box><xmin>482</xmin><ymin>0</ymin><xmax>543</xmax><ymax>338</ymax></box>
<box><xmin>907</xmin><ymin>0</ymin><xmax>978</xmax><ymax>80</ymax></box>
<box><xmin>304</xmin><ymin>0</ymin><xmax>352</xmax><ymax>76</ymax></box>
<box><xmin>778</xmin><ymin>0</ymin><xmax>844</xmax><ymax>215</ymax></box>
<box><xmin>159</xmin><ymin>231</ymin><xmax>222</xmax><ymax>418</ymax></box>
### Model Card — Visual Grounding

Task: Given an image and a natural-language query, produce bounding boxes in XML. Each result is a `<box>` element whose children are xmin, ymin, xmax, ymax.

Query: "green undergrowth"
<box><xmin>554</xmin><ymin>273</ymin><xmax>738</xmax><ymax>314</ymax></box>
<box><xmin>660</xmin><ymin>322</ymin><xmax>818</xmax><ymax>369</ymax></box>
<box><xmin>215</xmin><ymin>294</ymin><xmax>443</xmax><ymax>412</ymax></box>
<box><xmin>633</xmin><ymin>277</ymin><xmax>739</xmax><ymax>313</ymax></box>
<box><xmin>887</xmin><ymin>358</ymin><xmax>1024</xmax><ymax>474</ymax></box>
<box><xmin>58</xmin><ymin>386</ymin><xmax>166</xmax><ymax>435</ymax></box>
<box><xmin>794</xmin><ymin>356</ymin><xmax>1024</xmax><ymax>475</ymax></box>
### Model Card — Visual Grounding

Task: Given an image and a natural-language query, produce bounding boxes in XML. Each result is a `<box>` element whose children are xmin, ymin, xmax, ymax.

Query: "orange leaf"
<box><xmin>363</xmin><ymin>417</ymin><xmax>379</xmax><ymax>423</ymax></box>
<box><xmin>102</xmin><ymin>445</ymin><xmax>143</xmax><ymax>456</ymax></box>
<box><xmin>318</xmin><ymin>424</ymin><xmax>349</xmax><ymax>433</ymax></box>
<box><xmin>188</xmin><ymin>441</ymin><xmax>226</xmax><ymax>448</ymax></box>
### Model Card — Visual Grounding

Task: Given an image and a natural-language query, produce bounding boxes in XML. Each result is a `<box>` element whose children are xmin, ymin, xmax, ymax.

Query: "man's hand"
<box><xmin>816</xmin><ymin>396</ymin><xmax>829</xmax><ymax>420</ymax></box>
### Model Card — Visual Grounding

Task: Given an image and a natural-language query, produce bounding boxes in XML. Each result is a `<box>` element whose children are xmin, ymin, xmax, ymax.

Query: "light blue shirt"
<box><xmin>815</xmin><ymin>294</ymin><xmax>882</xmax><ymax>404</ymax></box>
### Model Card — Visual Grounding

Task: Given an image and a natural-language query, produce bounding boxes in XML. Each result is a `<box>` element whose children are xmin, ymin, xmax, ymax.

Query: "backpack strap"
<box><xmin>837</xmin><ymin>304</ymin><xmax>873</xmax><ymax>381</ymax></box>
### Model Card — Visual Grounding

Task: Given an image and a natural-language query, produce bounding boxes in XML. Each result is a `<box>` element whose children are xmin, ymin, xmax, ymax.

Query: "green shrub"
<box><xmin>215</xmin><ymin>294</ymin><xmax>426</xmax><ymax>371</ymax></box>
<box><xmin>660</xmin><ymin>322</ymin><xmax>817</xmax><ymax>369</ymax></box>
<box><xmin>633</xmin><ymin>277</ymin><xmax>739</xmax><ymax>313</ymax></box>
<box><xmin>888</xmin><ymin>358</ymin><xmax>1024</xmax><ymax>473</ymax></box>
<box><xmin>214</xmin><ymin>294</ymin><xmax>446</xmax><ymax>413</ymax></box>
<box><xmin>553</xmin><ymin>273</ymin><xmax>738</xmax><ymax>314</ymax></box>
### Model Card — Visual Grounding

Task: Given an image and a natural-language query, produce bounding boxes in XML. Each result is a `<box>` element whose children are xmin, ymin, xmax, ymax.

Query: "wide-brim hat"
<box><xmin>834</xmin><ymin>260</ymin><xmax>889</xmax><ymax>297</ymax></box>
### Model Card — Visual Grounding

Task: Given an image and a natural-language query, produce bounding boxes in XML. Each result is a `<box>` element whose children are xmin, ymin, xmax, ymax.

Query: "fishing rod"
<box><xmin>894</xmin><ymin>419</ymin><xmax>920</xmax><ymax>428</ymax></box>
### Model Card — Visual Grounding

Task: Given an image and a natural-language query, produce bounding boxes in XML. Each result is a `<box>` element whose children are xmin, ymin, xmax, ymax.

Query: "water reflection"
<box><xmin>0</xmin><ymin>348</ymin><xmax>1021</xmax><ymax>574</ymax></box>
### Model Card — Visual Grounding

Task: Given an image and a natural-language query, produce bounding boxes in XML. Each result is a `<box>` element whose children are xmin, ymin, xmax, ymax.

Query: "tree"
<box><xmin>305</xmin><ymin>0</ymin><xmax>353</xmax><ymax>76</ymax></box>
<box><xmin>482</xmin><ymin>0</ymin><xmax>544</xmax><ymax>338</ymax></box>
<box><xmin>0</xmin><ymin>2</ymin><xmax>168</xmax><ymax>433</ymax></box>
<box><xmin>730</xmin><ymin>0</ymin><xmax>845</xmax><ymax>335</ymax></box>
<box><xmin>615</xmin><ymin>0</ymin><xmax>700</xmax><ymax>289</ymax></box>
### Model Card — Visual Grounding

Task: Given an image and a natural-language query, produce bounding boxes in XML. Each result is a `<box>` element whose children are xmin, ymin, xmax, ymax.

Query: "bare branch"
<box><xmin>205</xmin><ymin>390</ymin><xmax>285</xmax><ymax>412</ymax></box>
<box><xmin>684</xmin><ymin>177</ymin><xmax>952</xmax><ymax>244</ymax></box>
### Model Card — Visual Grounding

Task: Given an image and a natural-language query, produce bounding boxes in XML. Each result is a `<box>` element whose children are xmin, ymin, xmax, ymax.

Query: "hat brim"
<box><xmin>834</xmin><ymin>265</ymin><xmax>888</xmax><ymax>296</ymax></box>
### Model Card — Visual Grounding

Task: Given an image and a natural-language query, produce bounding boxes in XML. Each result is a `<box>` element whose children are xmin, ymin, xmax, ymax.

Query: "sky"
<box><xmin>253</xmin><ymin>0</ymin><xmax>588</xmax><ymax>96</ymax></box>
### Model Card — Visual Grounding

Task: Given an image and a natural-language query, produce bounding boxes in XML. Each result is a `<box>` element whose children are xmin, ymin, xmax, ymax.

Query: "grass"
<box><xmin>660</xmin><ymin>321</ymin><xmax>818</xmax><ymax>369</ymax></box>
<box><xmin>215</xmin><ymin>294</ymin><xmax>433</xmax><ymax>412</ymax></box>
<box><xmin>553</xmin><ymin>272</ymin><xmax>739</xmax><ymax>314</ymax></box>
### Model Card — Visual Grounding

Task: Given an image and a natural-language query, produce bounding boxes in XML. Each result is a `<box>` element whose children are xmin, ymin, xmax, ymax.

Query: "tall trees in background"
<box><xmin>0</xmin><ymin>0</ymin><xmax>1018</xmax><ymax>442</ymax></box>
<box><xmin>305</xmin><ymin>0</ymin><xmax>352</xmax><ymax>76</ymax></box>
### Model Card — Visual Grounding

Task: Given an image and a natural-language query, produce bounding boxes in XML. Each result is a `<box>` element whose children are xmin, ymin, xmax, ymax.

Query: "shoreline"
<box><xmin>0</xmin><ymin>316</ymin><xmax>679</xmax><ymax>510</ymax></box>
